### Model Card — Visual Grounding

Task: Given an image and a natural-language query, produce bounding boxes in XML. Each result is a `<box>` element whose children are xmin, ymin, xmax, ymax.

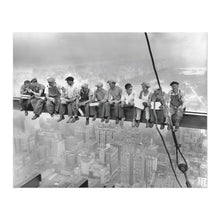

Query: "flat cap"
<box><xmin>65</xmin><ymin>76</ymin><xmax>74</xmax><ymax>81</ymax></box>
<box><xmin>95</xmin><ymin>82</ymin><xmax>103</xmax><ymax>87</ymax></box>
<box><xmin>24</xmin><ymin>80</ymin><xmax>30</xmax><ymax>84</ymax></box>
<box><xmin>107</xmin><ymin>79</ymin><xmax>116</xmax><ymax>84</ymax></box>
<box><xmin>47</xmin><ymin>77</ymin><xmax>55</xmax><ymax>83</ymax></box>
<box><xmin>81</xmin><ymin>83</ymin><xmax>89</xmax><ymax>88</ymax></box>
<box><xmin>170</xmin><ymin>81</ymin><xmax>179</xmax><ymax>86</ymax></box>
<box><xmin>141</xmin><ymin>82</ymin><xmax>150</xmax><ymax>88</ymax></box>
<box><xmin>31</xmin><ymin>78</ymin><xmax>37</xmax><ymax>83</ymax></box>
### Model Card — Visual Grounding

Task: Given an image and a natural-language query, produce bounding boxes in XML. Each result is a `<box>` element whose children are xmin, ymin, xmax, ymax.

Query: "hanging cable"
<box><xmin>144</xmin><ymin>32</ymin><xmax>192</xmax><ymax>188</ymax></box>
<box><xmin>152</xmin><ymin>101</ymin><xmax>182</xmax><ymax>187</ymax></box>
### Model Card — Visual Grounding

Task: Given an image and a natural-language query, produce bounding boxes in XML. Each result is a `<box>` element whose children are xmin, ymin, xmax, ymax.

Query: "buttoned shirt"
<box><xmin>93</xmin><ymin>88</ymin><xmax>108</xmax><ymax>101</ymax></box>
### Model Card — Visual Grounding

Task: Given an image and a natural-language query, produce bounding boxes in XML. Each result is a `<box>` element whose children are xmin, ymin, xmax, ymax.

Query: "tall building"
<box><xmin>120</xmin><ymin>152</ymin><xmax>134</xmax><ymax>186</ymax></box>
<box><xmin>106</xmin><ymin>145</ymin><xmax>119</xmax><ymax>176</ymax></box>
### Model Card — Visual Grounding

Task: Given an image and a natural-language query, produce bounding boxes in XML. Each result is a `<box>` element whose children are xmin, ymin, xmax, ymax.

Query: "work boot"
<box><xmin>149</xmin><ymin>122</ymin><xmax>154</xmax><ymax>128</ymax></box>
<box><xmin>132</xmin><ymin>120</ymin><xmax>136</xmax><ymax>127</ymax></box>
<box><xmin>66</xmin><ymin>117</ymin><xmax>73</xmax><ymax>123</ymax></box>
<box><xmin>57</xmin><ymin>115</ymin><xmax>65</xmax><ymax>122</ymax></box>
<box><xmin>92</xmin><ymin>115</ymin><xmax>97</xmax><ymax>121</ymax></box>
<box><xmin>101</xmin><ymin>117</ymin><xmax>105</xmax><ymax>122</ymax></box>
<box><xmin>115</xmin><ymin>118</ymin><xmax>119</xmax><ymax>124</ymax></box>
<box><xmin>105</xmin><ymin>117</ymin><xmax>110</xmax><ymax>123</ymax></box>
<box><xmin>167</xmin><ymin>124</ymin><xmax>171</xmax><ymax>130</ymax></box>
<box><xmin>50</xmin><ymin>113</ymin><xmax>54</xmax><ymax>117</ymax></box>
<box><xmin>120</xmin><ymin>118</ymin><xmax>125</xmax><ymax>126</ymax></box>
<box><xmin>135</xmin><ymin>120</ymin><xmax>140</xmax><ymax>127</ymax></box>
<box><xmin>71</xmin><ymin>116</ymin><xmax>79</xmax><ymax>123</ymax></box>
<box><xmin>146</xmin><ymin>121</ymin><xmax>150</xmax><ymax>128</ymax></box>
<box><xmin>160</xmin><ymin>124</ymin><xmax>165</xmax><ymax>130</ymax></box>
<box><xmin>31</xmin><ymin>114</ymin><xmax>39</xmax><ymax>120</ymax></box>
<box><xmin>86</xmin><ymin>118</ymin><xmax>89</xmax><ymax>125</ymax></box>
<box><xmin>25</xmin><ymin>111</ymin><xmax>28</xmax><ymax>116</ymax></box>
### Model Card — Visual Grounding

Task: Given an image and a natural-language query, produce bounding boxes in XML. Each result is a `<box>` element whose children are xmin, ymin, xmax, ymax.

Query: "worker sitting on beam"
<box><xmin>168</xmin><ymin>81</ymin><xmax>186</xmax><ymax>131</ymax></box>
<box><xmin>29</xmin><ymin>78</ymin><xmax>46</xmax><ymax>120</ymax></box>
<box><xmin>20</xmin><ymin>80</ymin><xmax>31</xmax><ymax>116</ymax></box>
<box><xmin>45</xmin><ymin>77</ymin><xmax>61</xmax><ymax>117</ymax></box>
<box><xmin>91</xmin><ymin>82</ymin><xmax>108</xmax><ymax>122</ymax></box>
<box><xmin>78</xmin><ymin>83</ymin><xmax>93</xmax><ymax>125</ymax></box>
<box><xmin>120</xmin><ymin>83</ymin><xmax>136</xmax><ymax>127</ymax></box>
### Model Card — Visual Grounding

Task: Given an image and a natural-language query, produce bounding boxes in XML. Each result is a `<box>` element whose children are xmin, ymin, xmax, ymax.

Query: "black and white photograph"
<box><xmin>13</xmin><ymin>32</ymin><xmax>207</xmax><ymax>188</ymax></box>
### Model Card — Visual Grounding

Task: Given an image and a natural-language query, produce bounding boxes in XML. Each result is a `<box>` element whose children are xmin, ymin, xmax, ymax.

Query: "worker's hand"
<box><xmin>143</xmin><ymin>102</ymin><xmax>148</xmax><ymax>107</ymax></box>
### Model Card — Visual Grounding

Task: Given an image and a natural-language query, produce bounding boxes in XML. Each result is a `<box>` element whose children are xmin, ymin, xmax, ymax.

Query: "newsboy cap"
<box><xmin>47</xmin><ymin>77</ymin><xmax>55</xmax><ymax>83</ymax></box>
<box><xmin>65</xmin><ymin>76</ymin><xmax>74</xmax><ymax>81</ymax></box>
<box><xmin>170</xmin><ymin>81</ymin><xmax>179</xmax><ymax>86</ymax></box>
<box><xmin>141</xmin><ymin>82</ymin><xmax>150</xmax><ymax>88</ymax></box>
<box><xmin>107</xmin><ymin>80</ymin><xmax>116</xmax><ymax>84</ymax></box>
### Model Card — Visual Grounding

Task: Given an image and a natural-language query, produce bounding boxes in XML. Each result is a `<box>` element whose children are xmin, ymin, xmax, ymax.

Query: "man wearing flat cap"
<box><xmin>58</xmin><ymin>76</ymin><xmax>80</xmax><ymax>123</ymax></box>
<box><xmin>20</xmin><ymin>80</ymin><xmax>31</xmax><ymax>116</ymax></box>
<box><xmin>91</xmin><ymin>82</ymin><xmax>108</xmax><ymax>121</ymax></box>
<box><xmin>135</xmin><ymin>82</ymin><xmax>153</xmax><ymax>128</ymax></box>
<box><xmin>104</xmin><ymin>80</ymin><xmax>123</xmax><ymax>124</ymax></box>
<box><xmin>78</xmin><ymin>83</ymin><xmax>93</xmax><ymax>125</ymax></box>
<box><xmin>45</xmin><ymin>77</ymin><xmax>61</xmax><ymax>117</ymax></box>
<box><xmin>29</xmin><ymin>78</ymin><xmax>46</xmax><ymax>120</ymax></box>
<box><xmin>168</xmin><ymin>81</ymin><xmax>185</xmax><ymax>131</ymax></box>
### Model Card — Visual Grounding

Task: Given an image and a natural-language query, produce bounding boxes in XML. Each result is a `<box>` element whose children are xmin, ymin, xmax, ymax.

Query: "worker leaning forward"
<box><xmin>78</xmin><ymin>83</ymin><xmax>93</xmax><ymax>125</ymax></box>
<box><xmin>20</xmin><ymin>80</ymin><xmax>31</xmax><ymax>116</ymax></box>
<box><xmin>57</xmin><ymin>76</ymin><xmax>80</xmax><ymax>123</ymax></box>
<box><xmin>104</xmin><ymin>80</ymin><xmax>123</xmax><ymax>124</ymax></box>
<box><xmin>151</xmin><ymin>88</ymin><xmax>170</xmax><ymax>130</ymax></box>
<box><xmin>91</xmin><ymin>82</ymin><xmax>108</xmax><ymax>122</ymax></box>
<box><xmin>168</xmin><ymin>81</ymin><xmax>185</xmax><ymax>131</ymax></box>
<box><xmin>45</xmin><ymin>77</ymin><xmax>61</xmax><ymax>117</ymax></box>
<box><xmin>120</xmin><ymin>83</ymin><xmax>136</xmax><ymax>127</ymax></box>
<box><xmin>135</xmin><ymin>82</ymin><xmax>154</xmax><ymax>128</ymax></box>
<box><xmin>29</xmin><ymin>78</ymin><xmax>46</xmax><ymax>120</ymax></box>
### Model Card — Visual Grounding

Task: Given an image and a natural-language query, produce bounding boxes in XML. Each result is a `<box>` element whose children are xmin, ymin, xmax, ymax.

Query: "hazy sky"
<box><xmin>13</xmin><ymin>32</ymin><xmax>207</xmax><ymax>69</ymax></box>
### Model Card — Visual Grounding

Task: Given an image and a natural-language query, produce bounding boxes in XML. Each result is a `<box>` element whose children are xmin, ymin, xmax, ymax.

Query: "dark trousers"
<box><xmin>46</xmin><ymin>97</ymin><xmax>60</xmax><ymax>115</ymax></box>
<box><xmin>104</xmin><ymin>102</ymin><xmax>123</xmax><ymax>118</ymax></box>
<box><xmin>93</xmin><ymin>102</ymin><xmax>105</xmax><ymax>118</ymax></box>
<box><xmin>20</xmin><ymin>99</ymin><xmax>31</xmax><ymax>111</ymax></box>
<box><xmin>59</xmin><ymin>101</ymin><xmax>78</xmax><ymax>117</ymax></box>
<box><xmin>79</xmin><ymin>102</ymin><xmax>90</xmax><ymax>118</ymax></box>
<box><xmin>31</xmin><ymin>98</ymin><xmax>45</xmax><ymax>116</ymax></box>
<box><xmin>121</xmin><ymin>104</ymin><xmax>136</xmax><ymax>120</ymax></box>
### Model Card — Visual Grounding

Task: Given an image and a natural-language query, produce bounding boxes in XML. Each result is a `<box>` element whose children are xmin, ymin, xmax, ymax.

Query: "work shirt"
<box><xmin>121</xmin><ymin>90</ymin><xmax>136</xmax><ymax>105</ymax></box>
<box><xmin>93</xmin><ymin>88</ymin><xmax>108</xmax><ymax>101</ymax></box>
<box><xmin>45</xmin><ymin>85</ymin><xmax>61</xmax><ymax>98</ymax></box>
<box><xmin>79</xmin><ymin>88</ymin><xmax>93</xmax><ymax>102</ymax></box>
<box><xmin>30</xmin><ymin>83</ymin><xmax>45</xmax><ymax>97</ymax></box>
<box><xmin>20</xmin><ymin>84</ymin><xmax>30</xmax><ymax>95</ymax></box>
<box><xmin>65</xmin><ymin>84</ymin><xmax>79</xmax><ymax>100</ymax></box>
<box><xmin>107</xmin><ymin>85</ymin><xmax>122</xmax><ymax>101</ymax></box>
<box><xmin>139</xmin><ymin>90</ymin><xmax>152</xmax><ymax>104</ymax></box>
<box><xmin>168</xmin><ymin>89</ymin><xmax>185</xmax><ymax>108</ymax></box>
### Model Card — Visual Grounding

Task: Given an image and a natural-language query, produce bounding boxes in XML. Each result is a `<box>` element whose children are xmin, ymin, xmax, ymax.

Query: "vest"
<box><xmin>80</xmin><ymin>89</ymin><xmax>90</xmax><ymax>102</ymax></box>
<box><xmin>170</xmin><ymin>93</ymin><xmax>183</xmax><ymax>107</ymax></box>
<box><xmin>48</xmin><ymin>86</ymin><xmax>60</xmax><ymax>97</ymax></box>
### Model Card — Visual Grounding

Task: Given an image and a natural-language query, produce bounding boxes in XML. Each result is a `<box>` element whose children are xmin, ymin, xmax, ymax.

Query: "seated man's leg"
<box><xmin>103</xmin><ymin>102</ymin><xmax>110</xmax><ymax>123</ymax></box>
<box><xmin>57</xmin><ymin>103</ymin><xmax>66</xmax><ymax>122</ymax></box>
<box><xmin>85</xmin><ymin>103</ymin><xmax>90</xmax><ymax>125</ymax></box>
<box><xmin>114</xmin><ymin>103</ymin><xmax>120</xmax><ymax>124</ymax></box>
<box><xmin>66</xmin><ymin>102</ymin><xmax>73</xmax><ymax>123</ymax></box>
<box><xmin>46</xmin><ymin>100</ymin><xmax>55</xmax><ymax>116</ymax></box>
<box><xmin>32</xmin><ymin>98</ymin><xmax>45</xmax><ymax>120</ymax></box>
<box><xmin>20</xmin><ymin>99</ymin><xmax>29</xmax><ymax>116</ymax></box>
<box><xmin>145</xmin><ymin>107</ymin><xmax>151</xmax><ymax>127</ymax></box>
<box><xmin>30</xmin><ymin>98</ymin><xmax>38</xmax><ymax>109</ymax></box>
<box><xmin>54</xmin><ymin>97</ymin><xmax>61</xmax><ymax>114</ymax></box>
<box><xmin>71</xmin><ymin>101</ymin><xmax>79</xmax><ymax>123</ymax></box>
<box><xmin>135</xmin><ymin>108</ymin><xmax>142</xmax><ymax>127</ymax></box>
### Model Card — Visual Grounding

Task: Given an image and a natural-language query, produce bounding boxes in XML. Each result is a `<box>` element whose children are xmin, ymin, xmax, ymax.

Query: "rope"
<box><xmin>144</xmin><ymin>32</ymin><xmax>192</xmax><ymax>188</ymax></box>
<box><xmin>152</xmin><ymin>102</ymin><xmax>182</xmax><ymax>187</ymax></box>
